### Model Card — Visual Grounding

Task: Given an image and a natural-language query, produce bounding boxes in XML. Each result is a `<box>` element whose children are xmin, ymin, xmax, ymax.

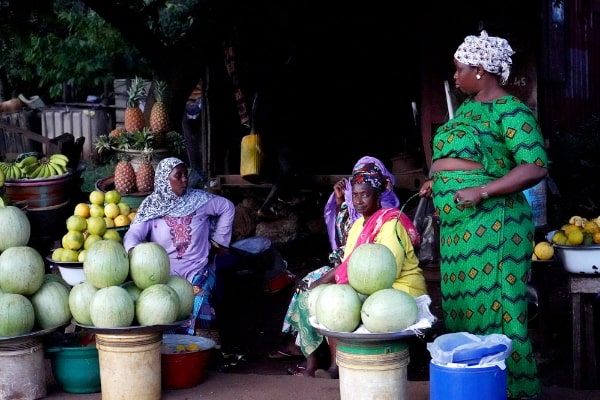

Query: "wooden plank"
<box><xmin>569</xmin><ymin>275</ymin><xmax>600</xmax><ymax>293</ymax></box>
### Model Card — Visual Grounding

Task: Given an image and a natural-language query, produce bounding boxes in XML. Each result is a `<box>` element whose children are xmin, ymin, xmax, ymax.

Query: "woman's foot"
<box><xmin>268</xmin><ymin>341</ymin><xmax>303</xmax><ymax>360</ymax></box>
<box><xmin>287</xmin><ymin>363</ymin><xmax>315</xmax><ymax>377</ymax></box>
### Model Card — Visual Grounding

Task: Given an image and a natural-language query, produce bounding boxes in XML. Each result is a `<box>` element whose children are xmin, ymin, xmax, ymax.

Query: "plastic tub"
<box><xmin>46</xmin><ymin>345</ymin><xmax>101</xmax><ymax>394</ymax></box>
<box><xmin>161</xmin><ymin>334</ymin><xmax>216</xmax><ymax>389</ymax></box>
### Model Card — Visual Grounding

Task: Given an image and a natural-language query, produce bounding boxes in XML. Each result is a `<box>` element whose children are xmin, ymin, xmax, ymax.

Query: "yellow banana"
<box><xmin>16</xmin><ymin>156</ymin><xmax>39</xmax><ymax>169</ymax></box>
<box><xmin>49</xmin><ymin>153</ymin><xmax>69</xmax><ymax>164</ymax></box>
<box><xmin>48</xmin><ymin>161</ymin><xmax>64</xmax><ymax>176</ymax></box>
<box><xmin>41</xmin><ymin>163</ymin><xmax>53</xmax><ymax>178</ymax></box>
<box><xmin>11</xmin><ymin>164</ymin><xmax>22</xmax><ymax>179</ymax></box>
<box><xmin>48</xmin><ymin>159</ymin><xmax>67</xmax><ymax>175</ymax></box>
<box><xmin>4</xmin><ymin>164</ymin><xmax>12</xmax><ymax>180</ymax></box>
<box><xmin>28</xmin><ymin>164</ymin><xmax>43</xmax><ymax>179</ymax></box>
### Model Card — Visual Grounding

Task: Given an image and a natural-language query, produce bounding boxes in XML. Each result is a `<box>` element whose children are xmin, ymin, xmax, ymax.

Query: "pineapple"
<box><xmin>136</xmin><ymin>150</ymin><xmax>155</xmax><ymax>193</ymax></box>
<box><xmin>124</xmin><ymin>76</ymin><xmax>147</xmax><ymax>133</ymax></box>
<box><xmin>114</xmin><ymin>154</ymin><xmax>137</xmax><ymax>194</ymax></box>
<box><xmin>149</xmin><ymin>80</ymin><xmax>170</xmax><ymax>148</ymax></box>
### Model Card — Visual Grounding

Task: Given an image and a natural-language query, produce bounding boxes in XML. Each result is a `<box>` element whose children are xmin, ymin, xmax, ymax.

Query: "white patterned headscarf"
<box><xmin>133</xmin><ymin>157</ymin><xmax>214</xmax><ymax>223</ymax></box>
<box><xmin>454</xmin><ymin>30</ymin><xmax>515</xmax><ymax>85</ymax></box>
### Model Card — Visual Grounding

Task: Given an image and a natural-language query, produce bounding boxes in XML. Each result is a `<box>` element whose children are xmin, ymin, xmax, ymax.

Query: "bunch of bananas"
<box><xmin>0</xmin><ymin>153</ymin><xmax>70</xmax><ymax>180</ymax></box>
<box><xmin>0</xmin><ymin>161</ymin><xmax>25</xmax><ymax>179</ymax></box>
<box><xmin>23</xmin><ymin>154</ymin><xmax>70</xmax><ymax>179</ymax></box>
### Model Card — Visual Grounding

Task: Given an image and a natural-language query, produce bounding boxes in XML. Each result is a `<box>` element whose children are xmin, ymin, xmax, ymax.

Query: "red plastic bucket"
<box><xmin>161</xmin><ymin>334</ymin><xmax>216</xmax><ymax>389</ymax></box>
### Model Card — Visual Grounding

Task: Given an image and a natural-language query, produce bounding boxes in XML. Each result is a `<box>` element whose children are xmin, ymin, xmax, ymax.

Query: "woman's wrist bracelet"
<box><xmin>480</xmin><ymin>186</ymin><xmax>489</xmax><ymax>199</ymax></box>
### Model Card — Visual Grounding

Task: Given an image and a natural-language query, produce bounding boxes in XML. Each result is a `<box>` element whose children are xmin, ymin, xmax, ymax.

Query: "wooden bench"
<box><xmin>569</xmin><ymin>274</ymin><xmax>600</xmax><ymax>389</ymax></box>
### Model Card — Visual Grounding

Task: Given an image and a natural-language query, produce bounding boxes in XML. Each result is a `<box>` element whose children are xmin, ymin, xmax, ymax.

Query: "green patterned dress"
<box><xmin>430</xmin><ymin>96</ymin><xmax>548</xmax><ymax>398</ymax></box>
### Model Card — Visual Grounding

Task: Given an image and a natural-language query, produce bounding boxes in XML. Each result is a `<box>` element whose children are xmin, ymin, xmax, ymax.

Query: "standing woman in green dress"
<box><xmin>419</xmin><ymin>31</ymin><xmax>548</xmax><ymax>400</ymax></box>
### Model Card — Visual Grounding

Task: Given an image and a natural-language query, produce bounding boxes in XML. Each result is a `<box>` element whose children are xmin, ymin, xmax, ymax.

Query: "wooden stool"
<box><xmin>569</xmin><ymin>275</ymin><xmax>600</xmax><ymax>389</ymax></box>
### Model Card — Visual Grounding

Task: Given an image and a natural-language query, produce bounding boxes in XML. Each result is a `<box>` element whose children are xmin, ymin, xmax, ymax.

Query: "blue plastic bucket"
<box><xmin>429</xmin><ymin>361</ymin><xmax>506</xmax><ymax>400</ymax></box>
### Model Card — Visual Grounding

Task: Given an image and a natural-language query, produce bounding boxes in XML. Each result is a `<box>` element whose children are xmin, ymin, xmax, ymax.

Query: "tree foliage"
<box><xmin>0</xmin><ymin>0</ymin><xmax>151</xmax><ymax>101</ymax></box>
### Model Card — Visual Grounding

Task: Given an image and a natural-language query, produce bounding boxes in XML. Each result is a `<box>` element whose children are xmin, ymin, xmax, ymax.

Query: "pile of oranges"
<box><xmin>51</xmin><ymin>190</ymin><xmax>137</xmax><ymax>263</ymax></box>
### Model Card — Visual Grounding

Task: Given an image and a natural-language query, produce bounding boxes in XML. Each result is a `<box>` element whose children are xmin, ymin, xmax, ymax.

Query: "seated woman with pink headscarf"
<box><xmin>271</xmin><ymin>157</ymin><xmax>425</xmax><ymax>378</ymax></box>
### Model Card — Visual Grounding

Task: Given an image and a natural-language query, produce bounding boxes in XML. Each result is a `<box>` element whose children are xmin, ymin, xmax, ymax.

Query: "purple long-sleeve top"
<box><xmin>123</xmin><ymin>196</ymin><xmax>235</xmax><ymax>282</ymax></box>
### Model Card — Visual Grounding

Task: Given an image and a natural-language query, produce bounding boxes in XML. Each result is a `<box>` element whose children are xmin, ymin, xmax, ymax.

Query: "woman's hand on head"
<box><xmin>333</xmin><ymin>179</ymin><xmax>347</xmax><ymax>205</ymax></box>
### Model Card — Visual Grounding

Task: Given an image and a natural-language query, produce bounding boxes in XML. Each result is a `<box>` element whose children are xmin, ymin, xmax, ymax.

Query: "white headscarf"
<box><xmin>133</xmin><ymin>157</ymin><xmax>214</xmax><ymax>223</ymax></box>
<box><xmin>454</xmin><ymin>30</ymin><xmax>515</xmax><ymax>85</ymax></box>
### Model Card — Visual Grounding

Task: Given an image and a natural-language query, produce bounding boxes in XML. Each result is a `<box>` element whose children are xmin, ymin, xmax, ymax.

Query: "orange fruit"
<box><xmin>128</xmin><ymin>211</ymin><xmax>137</xmax><ymax>222</ymax></box>
<box><xmin>593</xmin><ymin>232</ymin><xmax>600</xmax><ymax>244</ymax></box>
<box><xmin>89</xmin><ymin>190</ymin><xmax>105</xmax><ymax>206</ymax></box>
<box><xmin>114</xmin><ymin>214</ymin><xmax>130</xmax><ymax>227</ymax></box>
<box><xmin>74</xmin><ymin>203</ymin><xmax>91</xmax><ymax>218</ymax></box>
<box><xmin>62</xmin><ymin>230</ymin><xmax>84</xmax><ymax>251</ymax></box>
<box><xmin>66</xmin><ymin>215</ymin><xmax>87</xmax><ymax>232</ymax></box>
<box><xmin>105</xmin><ymin>190</ymin><xmax>121</xmax><ymax>204</ymax></box>
<box><xmin>104</xmin><ymin>203</ymin><xmax>120</xmax><ymax>219</ymax></box>
<box><xmin>87</xmin><ymin>216</ymin><xmax>107</xmax><ymax>236</ymax></box>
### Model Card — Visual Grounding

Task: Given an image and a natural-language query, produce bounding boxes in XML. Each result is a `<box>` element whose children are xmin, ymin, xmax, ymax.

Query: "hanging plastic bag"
<box><xmin>413</xmin><ymin>196</ymin><xmax>440</xmax><ymax>264</ymax></box>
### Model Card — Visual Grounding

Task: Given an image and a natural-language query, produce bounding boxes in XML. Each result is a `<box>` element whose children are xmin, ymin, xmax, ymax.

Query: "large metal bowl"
<box><xmin>554</xmin><ymin>244</ymin><xmax>600</xmax><ymax>274</ymax></box>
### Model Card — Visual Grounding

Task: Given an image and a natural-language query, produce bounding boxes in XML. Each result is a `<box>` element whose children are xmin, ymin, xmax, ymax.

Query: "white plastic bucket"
<box><xmin>95</xmin><ymin>332</ymin><xmax>162</xmax><ymax>400</ymax></box>
<box><xmin>336</xmin><ymin>340</ymin><xmax>409</xmax><ymax>400</ymax></box>
<box><xmin>0</xmin><ymin>337</ymin><xmax>46</xmax><ymax>400</ymax></box>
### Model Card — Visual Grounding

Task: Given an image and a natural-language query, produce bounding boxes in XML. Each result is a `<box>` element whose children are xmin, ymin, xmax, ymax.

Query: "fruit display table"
<box><xmin>569</xmin><ymin>274</ymin><xmax>600</xmax><ymax>389</ymax></box>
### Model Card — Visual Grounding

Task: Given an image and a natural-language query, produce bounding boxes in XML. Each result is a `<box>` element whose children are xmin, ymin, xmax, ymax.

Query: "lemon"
<box><xmin>567</xmin><ymin>229</ymin><xmax>584</xmax><ymax>246</ymax></box>
<box><xmin>84</xmin><ymin>233</ymin><xmax>103</xmax><ymax>250</ymax></box>
<box><xmin>533</xmin><ymin>241</ymin><xmax>554</xmax><ymax>260</ymax></box>
<box><xmin>86</xmin><ymin>216</ymin><xmax>107</xmax><ymax>236</ymax></box>
<box><xmin>103</xmin><ymin>229</ymin><xmax>122</xmax><ymax>242</ymax></box>
<box><xmin>117</xmin><ymin>202</ymin><xmax>131</xmax><ymax>216</ymax></box>
<box><xmin>78</xmin><ymin>249</ymin><xmax>87</xmax><ymax>262</ymax></box>
<box><xmin>105</xmin><ymin>190</ymin><xmax>122</xmax><ymax>204</ymax></box>
<box><xmin>51</xmin><ymin>247</ymin><xmax>64</xmax><ymax>261</ymax></box>
<box><xmin>89</xmin><ymin>190</ymin><xmax>105</xmax><ymax>206</ymax></box>
<box><xmin>66</xmin><ymin>215</ymin><xmax>88</xmax><ymax>232</ymax></box>
<box><xmin>114</xmin><ymin>214</ymin><xmax>130</xmax><ymax>227</ymax></box>
<box><xmin>89</xmin><ymin>203</ymin><xmax>105</xmax><ymax>218</ymax></box>
<box><xmin>583</xmin><ymin>221</ymin><xmax>600</xmax><ymax>234</ymax></box>
<box><xmin>104</xmin><ymin>203</ymin><xmax>120</xmax><ymax>219</ymax></box>
<box><xmin>551</xmin><ymin>230</ymin><xmax>568</xmax><ymax>245</ymax></box>
<box><xmin>563</xmin><ymin>224</ymin><xmax>581</xmax><ymax>236</ymax></box>
<box><xmin>61</xmin><ymin>248</ymin><xmax>80</xmax><ymax>262</ymax></box>
<box><xmin>74</xmin><ymin>202</ymin><xmax>91</xmax><ymax>218</ymax></box>
<box><xmin>62</xmin><ymin>230</ymin><xmax>85</xmax><ymax>251</ymax></box>
<box><xmin>104</xmin><ymin>217</ymin><xmax>115</xmax><ymax>228</ymax></box>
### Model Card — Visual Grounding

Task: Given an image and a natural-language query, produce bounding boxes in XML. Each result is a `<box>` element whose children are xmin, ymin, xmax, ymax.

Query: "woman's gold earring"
<box><xmin>476</xmin><ymin>74</ymin><xmax>481</xmax><ymax>80</ymax></box>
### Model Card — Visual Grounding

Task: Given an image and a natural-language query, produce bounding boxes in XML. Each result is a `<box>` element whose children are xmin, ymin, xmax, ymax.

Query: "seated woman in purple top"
<box><xmin>123</xmin><ymin>157</ymin><xmax>236</xmax><ymax>337</ymax></box>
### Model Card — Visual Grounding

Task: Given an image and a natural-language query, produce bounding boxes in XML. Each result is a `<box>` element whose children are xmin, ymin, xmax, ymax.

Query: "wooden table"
<box><xmin>569</xmin><ymin>274</ymin><xmax>600</xmax><ymax>389</ymax></box>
